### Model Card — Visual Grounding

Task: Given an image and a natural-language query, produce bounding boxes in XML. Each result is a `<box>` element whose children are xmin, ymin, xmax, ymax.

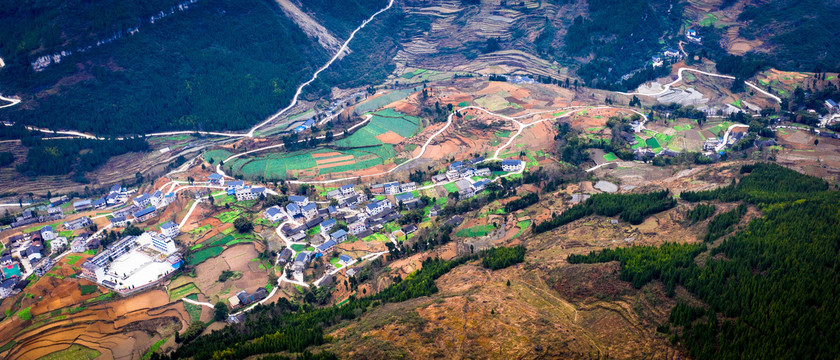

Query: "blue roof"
<box><xmin>208</xmin><ymin>174</ymin><xmax>222</xmax><ymax>179</ymax></box>
<box><xmin>152</xmin><ymin>190</ymin><xmax>162</xmax><ymax>197</ymax></box>
<box><xmin>395</xmin><ymin>193</ymin><xmax>414</xmax><ymax>202</ymax></box>
<box><xmin>227</xmin><ymin>180</ymin><xmax>244</xmax><ymax>186</ymax></box>
<box><xmin>317</xmin><ymin>240</ymin><xmax>336</xmax><ymax>252</ymax></box>
<box><xmin>303</xmin><ymin>119</ymin><xmax>315</xmax><ymax>126</ymax></box>
<box><xmin>110</xmin><ymin>216</ymin><xmax>126</xmax><ymax>223</ymax></box>
<box><xmin>295</xmin><ymin>252</ymin><xmax>308</xmax><ymax>261</ymax></box>
<box><xmin>92</xmin><ymin>198</ymin><xmax>106</xmax><ymax>206</ymax></box>
<box><xmin>450</xmin><ymin>161</ymin><xmax>463</xmax><ymax>168</ymax></box>
<box><xmin>160</xmin><ymin>221</ymin><xmax>177</xmax><ymax>229</ymax></box>
<box><xmin>286</xmin><ymin>203</ymin><xmax>300</xmax><ymax>212</ymax></box>
<box><xmin>339</xmin><ymin>255</ymin><xmax>352</xmax><ymax>262</ymax></box>
<box><xmin>110</xmin><ymin>184</ymin><xmax>122</xmax><ymax>192</ymax></box>
<box><xmin>501</xmin><ymin>159</ymin><xmax>522</xmax><ymax>166</ymax></box>
<box><xmin>330</xmin><ymin>229</ymin><xmax>347</xmax><ymax>239</ymax></box>
<box><xmin>42</xmin><ymin>225</ymin><xmax>52</xmax><ymax>232</ymax></box>
<box><xmin>302</xmin><ymin>203</ymin><xmax>317</xmax><ymax>212</ymax></box>
<box><xmin>135</xmin><ymin>194</ymin><xmax>150</xmax><ymax>201</ymax></box>
<box><xmin>365</xmin><ymin>202</ymin><xmax>379</xmax><ymax>211</ymax></box>
<box><xmin>289</xmin><ymin>195</ymin><xmax>307</xmax><ymax>202</ymax></box>
<box><xmin>384</xmin><ymin>181</ymin><xmax>399</xmax><ymax>187</ymax></box>
<box><xmin>327</xmin><ymin>205</ymin><xmax>337</xmax><ymax>213</ymax></box>
<box><xmin>340</xmin><ymin>184</ymin><xmax>354</xmax><ymax>190</ymax></box>
<box><xmin>321</xmin><ymin>218</ymin><xmax>336</xmax><ymax>227</ymax></box>
<box><xmin>266</xmin><ymin>207</ymin><xmax>282</xmax><ymax>216</ymax></box>
<box><xmin>133</xmin><ymin>207</ymin><xmax>156</xmax><ymax>218</ymax></box>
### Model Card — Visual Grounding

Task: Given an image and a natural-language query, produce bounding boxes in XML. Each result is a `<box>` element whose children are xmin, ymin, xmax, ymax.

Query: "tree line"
<box><xmin>565</xmin><ymin>163</ymin><xmax>840</xmax><ymax>359</ymax></box>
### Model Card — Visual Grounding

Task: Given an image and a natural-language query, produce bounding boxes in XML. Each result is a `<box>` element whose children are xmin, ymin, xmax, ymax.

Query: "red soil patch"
<box><xmin>312</xmin><ymin>152</ymin><xmax>343</xmax><ymax>158</ymax></box>
<box><xmin>375</xmin><ymin>131</ymin><xmax>405</xmax><ymax>144</ymax></box>
<box><xmin>315</xmin><ymin>155</ymin><xmax>354</xmax><ymax>165</ymax></box>
<box><xmin>317</xmin><ymin>160</ymin><xmax>356</xmax><ymax>169</ymax></box>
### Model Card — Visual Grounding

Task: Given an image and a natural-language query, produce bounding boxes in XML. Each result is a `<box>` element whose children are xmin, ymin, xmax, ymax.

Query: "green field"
<box><xmin>65</xmin><ymin>255</ymin><xmax>82</xmax><ymax>266</ymax></box>
<box><xmin>674</xmin><ymin>124</ymin><xmax>692</xmax><ymax>131</ymax></box>
<box><xmin>215</xmin><ymin>210</ymin><xmax>241</xmax><ymax>224</ymax></box>
<box><xmin>603</xmin><ymin>152</ymin><xmax>618</xmax><ymax>161</ymax></box>
<box><xmin>169</xmin><ymin>283</ymin><xmax>200</xmax><ymax>301</ymax></box>
<box><xmin>290</xmin><ymin>244</ymin><xmax>307</xmax><ymax>252</ymax></box>
<box><xmin>699</xmin><ymin>13</ymin><xmax>718</xmax><ymax>27</ymax></box>
<box><xmin>79</xmin><ymin>284</ymin><xmax>98</xmax><ymax>295</ymax></box>
<box><xmin>646</xmin><ymin>137</ymin><xmax>661</xmax><ymax>148</ymax></box>
<box><xmin>456</xmin><ymin>224</ymin><xmax>495</xmax><ymax>237</ymax></box>
<box><xmin>16</xmin><ymin>307</ymin><xmax>32</xmax><ymax>321</ymax></box>
<box><xmin>140</xmin><ymin>338</ymin><xmax>169</xmax><ymax>360</ymax></box>
<box><xmin>443</xmin><ymin>182</ymin><xmax>459</xmax><ymax>193</ymax></box>
<box><xmin>732</xmin><ymin>99</ymin><xmax>742</xmax><ymax>107</ymax></box>
<box><xmin>512</xmin><ymin>220</ymin><xmax>531</xmax><ymax>239</ymax></box>
<box><xmin>329</xmin><ymin>257</ymin><xmax>343</xmax><ymax>268</ymax></box>
<box><xmin>458</xmin><ymin>101</ymin><xmax>470</xmax><ymax>107</ymax></box>
<box><xmin>362</xmin><ymin>233</ymin><xmax>389</xmax><ymax>242</ymax></box>
<box><xmin>336</xmin><ymin>109</ymin><xmax>421</xmax><ymax>148</ymax></box>
<box><xmin>38</xmin><ymin>344</ymin><xmax>100</xmax><ymax>360</ymax></box>
<box><xmin>187</xmin><ymin>247</ymin><xmax>224</xmax><ymax>266</ymax></box>
<box><xmin>401</xmin><ymin>68</ymin><xmax>428</xmax><ymax>79</ymax></box>
<box><xmin>203</xmin><ymin>150</ymin><xmax>232</xmax><ymax>164</ymax></box>
<box><xmin>495</xmin><ymin>130</ymin><xmax>511</xmax><ymax>138</ymax></box>
<box><xmin>354</xmin><ymin>87</ymin><xmax>422</xmax><ymax>115</ymax></box>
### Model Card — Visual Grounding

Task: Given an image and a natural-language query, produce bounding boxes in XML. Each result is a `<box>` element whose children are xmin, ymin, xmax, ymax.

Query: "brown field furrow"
<box><xmin>314</xmin><ymin>155</ymin><xmax>354</xmax><ymax>164</ymax></box>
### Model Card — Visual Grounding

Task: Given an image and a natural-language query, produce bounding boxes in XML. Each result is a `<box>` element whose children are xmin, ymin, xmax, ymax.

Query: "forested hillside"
<box><xmin>0</xmin><ymin>0</ymin><xmax>386</xmax><ymax>135</ymax></box>
<box><xmin>570</xmin><ymin>163</ymin><xmax>840</xmax><ymax>359</ymax></box>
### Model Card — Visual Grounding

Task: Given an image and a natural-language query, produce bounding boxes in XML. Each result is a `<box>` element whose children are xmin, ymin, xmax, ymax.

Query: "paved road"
<box><xmin>619</xmin><ymin>67</ymin><xmax>782</xmax><ymax>104</ymax></box>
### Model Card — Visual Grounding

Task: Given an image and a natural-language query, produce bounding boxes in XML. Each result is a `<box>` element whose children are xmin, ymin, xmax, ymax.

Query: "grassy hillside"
<box><xmin>0</xmin><ymin>0</ymin><xmax>334</xmax><ymax>135</ymax></box>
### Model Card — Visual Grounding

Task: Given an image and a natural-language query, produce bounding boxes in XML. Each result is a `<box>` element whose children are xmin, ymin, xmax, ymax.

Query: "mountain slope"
<box><xmin>0</xmin><ymin>0</ymin><xmax>382</xmax><ymax>135</ymax></box>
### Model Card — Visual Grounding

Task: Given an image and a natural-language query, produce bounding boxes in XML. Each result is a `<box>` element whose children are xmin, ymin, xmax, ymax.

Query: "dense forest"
<box><xmin>568</xmin><ymin>163</ymin><xmax>840</xmax><ymax>359</ymax></box>
<box><xmin>534</xmin><ymin>190</ymin><xmax>676</xmax><ymax>233</ymax></box>
<box><xmin>480</xmin><ymin>246</ymin><xmax>526</xmax><ymax>270</ymax></box>
<box><xmin>0</xmin><ymin>0</ymin><xmax>332</xmax><ymax>135</ymax></box>
<box><xmin>16</xmin><ymin>136</ymin><xmax>149</xmax><ymax>182</ymax></box>
<box><xmin>562</xmin><ymin>0</ymin><xmax>683</xmax><ymax>90</ymax></box>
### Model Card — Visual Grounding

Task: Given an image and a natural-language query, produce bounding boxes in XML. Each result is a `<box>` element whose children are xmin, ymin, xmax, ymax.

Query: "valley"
<box><xmin>0</xmin><ymin>0</ymin><xmax>839</xmax><ymax>360</ymax></box>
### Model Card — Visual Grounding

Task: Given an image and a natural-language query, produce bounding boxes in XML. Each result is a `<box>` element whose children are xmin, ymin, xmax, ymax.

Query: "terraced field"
<box><xmin>231</xmin><ymin>109</ymin><xmax>421</xmax><ymax>179</ymax></box>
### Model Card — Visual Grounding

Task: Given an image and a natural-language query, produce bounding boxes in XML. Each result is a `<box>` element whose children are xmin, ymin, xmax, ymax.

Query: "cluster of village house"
<box><xmin>264</xmin><ymin>158</ymin><xmax>523</xmax><ymax>279</ymax></box>
<box><xmin>2</xmin><ymin>155</ymin><xmax>525</xmax><ymax>299</ymax></box>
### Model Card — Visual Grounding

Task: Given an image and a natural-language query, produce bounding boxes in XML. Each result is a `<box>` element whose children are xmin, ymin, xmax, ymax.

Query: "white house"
<box><xmin>340</xmin><ymin>184</ymin><xmax>355</xmax><ymax>195</ymax></box>
<box><xmin>301</xmin><ymin>203</ymin><xmax>318</xmax><ymax>219</ymax></box>
<box><xmin>289</xmin><ymin>195</ymin><xmax>310</xmax><ymax>207</ymax></box>
<box><xmin>264</xmin><ymin>206</ymin><xmax>284</xmax><ymax>222</ymax></box>
<box><xmin>349</xmin><ymin>221</ymin><xmax>366</xmax><ymax>235</ymax></box>
<box><xmin>235</xmin><ymin>187</ymin><xmax>265</xmax><ymax>201</ymax></box>
<box><xmin>286</xmin><ymin>203</ymin><xmax>301</xmax><ymax>216</ymax></box>
<box><xmin>133</xmin><ymin>193</ymin><xmax>151</xmax><ymax>208</ymax></box>
<box><xmin>160</xmin><ymin>221</ymin><xmax>180</xmax><ymax>238</ymax></box>
<box><xmin>150</xmin><ymin>191</ymin><xmax>164</xmax><ymax>207</ymax></box>
<box><xmin>208</xmin><ymin>173</ymin><xmax>225</xmax><ymax>186</ymax></box>
<box><xmin>50</xmin><ymin>236</ymin><xmax>68</xmax><ymax>251</ymax></box>
<box><xmin>475</xmin><ymin>168</ymin><xmax>491</xmax><ymax>177</ymax></box>
<box><xmin>446</xmin><ymin>169</ymin><xmax>461</xmax><ymax>181</ymax></box>
<box><xmin>40</xmin><ymin>225</ymin><xmax>55</xmax><ymax>241</ymax></box>
<box><xmin>226</xmin><ymin>181</ymin><xmax>245</xmax><ymax>191</ymax></box>
<box><xmin>320</xmin><ymin>218</ymin><xmax>337</xmax><ymax>235</ymax></box>
<box><xmin>501</xmin><ymin>159</ymin><xmax>523</xmax><ymax>172</ymax></box>
<box><xmin>400</xmin><ymin>182</ymin><xmax>417</xmax><ymax>192</ymax></box>
<box><xmin>330</xmin><ymin>229</ymin><xmax>348</xmax><ymax>243</ymax></box>
<box><xmin>71</xmin><ymin>238</ymin><xmax>88</xmax><ymax>253</ymax></box>
<box><xmin>383</xmin><ymin>182</ymin><xmax>400</xmax><ymax>195</ymax></box>
<box><xmin>365</xmin><ymin>201</ymin><xmax>387</xmax><ymax>216</ymax></box>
